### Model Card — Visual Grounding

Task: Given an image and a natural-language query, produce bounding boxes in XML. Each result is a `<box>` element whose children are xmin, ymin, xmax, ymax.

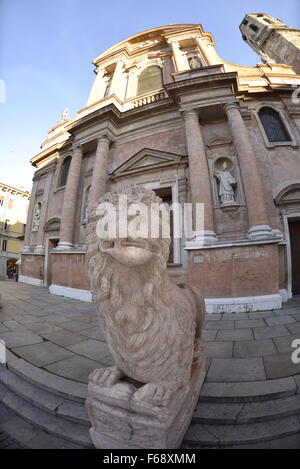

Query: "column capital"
<box><xmin>182</xmin><ymin>109</ymin><xmax>199</xmax><ymax>120</ymax></box>
<box><xmin>72</xmin><ymin>142</ymin><xmax>84</xmax><ymax>152</ymax></box>
<box><xmin>97</xmin><ymin>134</ymin><xmax>112</xmax><ymax>145</ymax></box>
<box><xmin>223</xmin><ymin>102</ymin><xmax>240</xmax><ymax>113</ymax></box>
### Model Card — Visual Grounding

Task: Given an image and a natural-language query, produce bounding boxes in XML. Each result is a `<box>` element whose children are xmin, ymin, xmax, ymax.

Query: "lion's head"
<box><xmin>86</xmin><ymin>185</ymin><xmax>171</xmax><ymax>311</ymax></box>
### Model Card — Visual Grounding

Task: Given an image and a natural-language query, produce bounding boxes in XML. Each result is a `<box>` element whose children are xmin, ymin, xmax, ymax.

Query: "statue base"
<box><xmin>86</xmin><ymin>346</ymin><xmax>206</xmax><ymax>449</ymax></box>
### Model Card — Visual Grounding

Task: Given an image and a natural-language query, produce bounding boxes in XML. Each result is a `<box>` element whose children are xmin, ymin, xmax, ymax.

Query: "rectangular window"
<box><xmin>4</xmin><ymin>219</ymin><xmax>9</xmax><ymax>231</ymax></box>
<box><xmin>2</xmin><ymin>240</ymin><xmax>7</xmax><ymax>251</ymax></box>
<box><xmin>250</xmin><ymin>24</ymin><xmax>258</xmax><ymax>32</ymax></box>
<box><xmin>0</xmin><ymin>197</ymin><xmax>4</xmax><ymax>207</ymax></box>
<box><xmin>8</xmin><ymin>199</ymin><xmax>13</xmax><ymax>209</ymax></box>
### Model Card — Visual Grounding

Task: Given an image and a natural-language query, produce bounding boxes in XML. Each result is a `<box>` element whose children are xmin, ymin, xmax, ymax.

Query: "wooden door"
<box><xmin>289</xmin><ymin>220</ymin><xmax>300</xmax><ymax>295</ymax></box>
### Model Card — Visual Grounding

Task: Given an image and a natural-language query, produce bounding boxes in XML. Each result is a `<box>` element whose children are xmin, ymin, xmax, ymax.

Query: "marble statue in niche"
<box><xmin>32</xmin><ymin>202</ymin><xmax>41</xmax><ymax>231</ymax></box>
<box><xmin>214</xmin><ymin>161</ymin><xmax>237</xmax><ymax>205</ymax></box>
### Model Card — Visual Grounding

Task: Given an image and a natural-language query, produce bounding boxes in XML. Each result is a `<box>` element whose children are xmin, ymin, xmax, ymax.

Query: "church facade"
<box><xmin>20</xmin><ymin>20</ymin><xmax>300</xmax><ymax>312</ymax></box>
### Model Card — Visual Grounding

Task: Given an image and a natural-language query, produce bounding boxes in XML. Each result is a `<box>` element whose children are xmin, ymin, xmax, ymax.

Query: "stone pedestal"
<box><xmin>86</xmin><ymin>346</ymin><xmax>206</xmax><ymax>450</ymax></box>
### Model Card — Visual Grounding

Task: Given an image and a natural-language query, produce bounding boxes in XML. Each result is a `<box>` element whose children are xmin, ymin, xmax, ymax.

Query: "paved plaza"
<box><xmin>0</xmin><ymin>280</ymin><xmax>300</xmax><ymax>448</ymax></box>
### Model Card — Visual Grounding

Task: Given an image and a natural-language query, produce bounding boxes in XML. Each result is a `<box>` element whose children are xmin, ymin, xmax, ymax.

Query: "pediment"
<box><xmin>44</xmin><ymin>217</ymin><xmax>61</xmax><ymax>232</ymax></box>
<box><xmin>110</xmin><ymin>148</ymin><xmax>187</xmax><ymax>179</ymax></box>
<box><xmin>275</xmin><ymin>183</ymin><xmax>300</xmax><ymax>205</ymax></box>
<box><xmin>207</xmin><ymin>137</ymin><xmax>232</xmax><ymax>148</ymax></box>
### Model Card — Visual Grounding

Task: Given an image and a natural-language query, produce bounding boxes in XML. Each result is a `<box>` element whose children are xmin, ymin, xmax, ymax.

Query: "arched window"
<box><xmin>59</xmin><ymin>156</ymin><xmax>71</xmax><ymax>187</ymax></box>
<box><xmin>259</xmin><ymin>107</ymin><xmax>291</xmax><ymax>142</ymax></box>
<box><xmin>137</xmin><ymin>66</ymin><xmax>163</xmax><ymax>96</ymax></box>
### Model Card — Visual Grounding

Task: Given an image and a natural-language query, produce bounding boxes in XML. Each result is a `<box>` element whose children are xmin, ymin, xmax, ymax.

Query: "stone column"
<box><xmin>183</xmin><ymin>109</ymin><xmax>217</xmax><ymax>244</ymax></box>
<box><xmin>86</xmin><ymin>68</ymin><xmax>107</xmax><ymax>106</ymax></box>
<box><xmin>224</xmin><ymin>102</ymin><xmax>273</xmax><ymax>239</ymax></box>
<box><xmin>57</xmin><ymin>144</ymin><xmax>83</xmax><ymax>249</ymax></box>
<box><xmin>110</xmin><ymin>59</ymin><xmax>125</xmax><ymax>99</ymax></box>
<box><xmin>22</xmin><ymin>180</ymin><xmax>38</xmax><ymax>253</ymax></box>
<box><xmin>168</xmin><ymin>40</ymin><xmax>187</xmax><ymax>72</ymax></box>
<box><xmin>35</xmin><ymin>173</ymin><xmax>53</xmax><ymax>254</ymax></box>
<box><xmin>195</xmin><ymin>37</ymin><xmax>221</xmax><ymax>66</ymax></box>
<box><xmin>89</xmin><ymin>136</ymin><xmax>111</xmax><ymax>211</ymax></box>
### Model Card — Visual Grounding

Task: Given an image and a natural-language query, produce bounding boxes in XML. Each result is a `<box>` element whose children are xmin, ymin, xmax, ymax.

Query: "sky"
<box><xmin>0</xmin><ymin>0</ymin><xmax>299</xmax><ymax>191</ymax></box>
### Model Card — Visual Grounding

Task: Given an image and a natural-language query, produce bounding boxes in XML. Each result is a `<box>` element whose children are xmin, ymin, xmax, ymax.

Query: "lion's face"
<box><xmin>99</xmin><ymin>237</ymin><xmax>164</xmax><ymax>267</ymax></box>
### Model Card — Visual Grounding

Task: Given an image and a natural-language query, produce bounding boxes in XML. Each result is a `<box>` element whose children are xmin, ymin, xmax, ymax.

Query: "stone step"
<box><xmin>193</xmin><ymin>394</ymin><xmax>300</xmax><ymax>424</ymax></box>
<box><xmin>7</xmin><ymin>357</ymin><xmax>87</xmax><ymax>403</ymax></box>
<box><xmin>0</xmin><ymin>402</ymin><xmax>84</xmax><ymax>449</ymax></box>
<box><xmin>184</xmin><ymin>415</ymin><xmax>300</xmax><ymax>448</ymax></box>
<box><xmin>0</xmin><ymin>381</ymin><xmax>93</xmax><ymax>448</ymax></box>
<box><xmin>0</xmin><ymin>365</ymin><xmax>89</xmax><ymax>427</ymax></box>
<box><xmin>199</xmin><ymin>376</ymin><xmax>298</xmax><ymax>402</ymax></box>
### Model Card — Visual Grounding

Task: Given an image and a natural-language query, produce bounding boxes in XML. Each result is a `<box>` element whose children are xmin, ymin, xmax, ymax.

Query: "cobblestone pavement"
<box><xmin>0</xmin><ymin>281</ymin><xmax>300</xmax><ymax>385</ymax></box>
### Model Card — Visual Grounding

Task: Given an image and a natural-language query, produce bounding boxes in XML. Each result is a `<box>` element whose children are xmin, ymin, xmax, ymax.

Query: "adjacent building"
<box><xmin>240</xmin><ymin>13</ymin><xmax>300</xmax><ymax>73</ymax></box>
<box><xmin>20</xmin><ymin>19</ymin><xmax>300</xmax><ymax>311</ymax></box>
<box><xmin>0</xmin><ymin>182</ymin><xmax>30</xmax><ymax>279</ymax></box>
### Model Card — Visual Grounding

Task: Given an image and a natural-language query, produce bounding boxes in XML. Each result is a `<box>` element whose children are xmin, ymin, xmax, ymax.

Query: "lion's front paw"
<box><xmin>89</xmin><ymin>366</ymin><xmax>123</xmax><ymax>387</ymax></box>
<box><xmin>134</xmin><ymin>383</ymin><xmax>172</xmax><ymax>407</ymax></box>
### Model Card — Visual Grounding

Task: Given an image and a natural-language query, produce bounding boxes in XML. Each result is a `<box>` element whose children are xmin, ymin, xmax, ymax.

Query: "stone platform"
<box><xmin>0</xmin><ymin>280</ymin><xmax>300</xmax><ymax>449</ymax></box>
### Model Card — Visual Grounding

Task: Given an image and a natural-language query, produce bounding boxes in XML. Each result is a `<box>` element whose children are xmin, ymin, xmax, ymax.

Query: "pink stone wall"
<box><xmin>187</xmin><ymin>244</ymin><xmax>279</xmax><ymax>298</ymax></box>
<box><xmin>51</xmin><ymin>253</ymin><xmax>90</xmax><ymax>290</ymax></box>
<box><xmin>21</xmin><ymin>255</ymin><xmax>44</xmax><ymax>280</ymax></box>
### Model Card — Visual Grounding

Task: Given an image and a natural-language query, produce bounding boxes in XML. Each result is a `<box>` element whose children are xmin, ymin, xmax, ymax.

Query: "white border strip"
<box><xmin>49</xmin><ymin>284</ymin><xmax>92</xmax><ymax>302</ymax></box>
<box><xmin>205</xmin><ymin>293</ymin><xmax>282</xmax><ymax>314</ymax></box>
<box><xmin>19</xmin><ymin>275</ymin><xmax>44</xmax><ymax>287</ymax></box>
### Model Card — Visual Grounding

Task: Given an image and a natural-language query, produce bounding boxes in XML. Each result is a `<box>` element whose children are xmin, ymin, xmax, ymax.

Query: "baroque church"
<box><xmin>20</xmin><ymin>14</ymin><xmax>300</xmax><ymax>313</ymax></box>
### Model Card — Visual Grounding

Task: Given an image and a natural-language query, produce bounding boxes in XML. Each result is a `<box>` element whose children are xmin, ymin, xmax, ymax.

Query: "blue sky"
<box><xmin>0</xmin><ymin>0</ymin><xmax>299</xmax><ymax>191</ymax></box>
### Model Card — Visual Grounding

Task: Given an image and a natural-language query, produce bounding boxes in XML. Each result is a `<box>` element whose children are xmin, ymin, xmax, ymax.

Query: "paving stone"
<box><xmin>291</xmin><ymin>312</ymin><xmax>300</xmax><ymax>322</ymax></box>
<box><xmin>205</xmin><ymin>341</ymin><xmax>233</xmax><ymax>358</ymax></box>
<box><xmin>265</xmin><ymin>316</ymin><xmax>296</xmax><ymax>326</ymax></box>
<box><xmin>286</xmin><ymin>322</ymin><xmax>300</xmax><ymax>335</ymax></box>
<box><xmin>16</xmin><ymin>314</ymin><xmax>42</xmax><ymax>324</ymax></box>
<box><xmin>220</xmin><ymin>313</ymin><xmax>250</xmax><ymax>320</ymax></box>
<box><xmin>99</xmin><ymin>354</ymin><xmax>115</xmax><ymax>366</ymax></box>
<box><xmin>25</xmin><ymin>323</ymin><xmax>62</xmax><ymax>335</ymax></box>
<box><xmin>0</xmin><ymin>331</ymin><xmax>43</xmax><ymax>348</ymax></box>
<box><xmin>273</xmin><ymin>335</ymin><xmax>300</xmax><ymax>355</ymax></box>
<box><xmin>204</xmin><ymin>320</ymin><xmax>233</xmax><ymax>330</ymax></box>
<box><xmin>235</xmin><ymin>319</ymin><xmax>266</xmax><ymax>329</ymax></box>
<box><xmin>42</xmin><ymin>330</ymin><xmax>87</xmax><ymax>347</ymax></box>
<box><xmin>0</xmin><ymin>324</ymin><xmax>9</xmax><ymax>333</ymax></box>
<box><xmin>203</xmin><ymin>314</ymin><xmax>222</xmax><ymax>321</ymax></box>
<box><xmin>234</xmin><ymin>339</ymin><xmax>277</xmax><ymax>358</ymax></box>
<box><xmin>45</xmin><ymin>356</ymin><xmax>103</xmax><ymax>384</ymax></box>
<box><xmin>247</xmin><ymin>311</ymin><xmax>274</xmax><ymax>319</ymax></box>
<box><xmin>60</xmin><ymin>320</ymin><xmax>94</xmax><ymax>332</ymax></box>
<box><xmin>273</xmin><ymin>307</ymin><xmax>300</xmax><ymax>316</ymax></box>
<box><xmin>216</xmin><ymin>329</ymin><xmax>253</xmax><ymax>342</ymax></box>
<box><xmin>2</xmin><ymin>320</ymin><xmax>26</xmax><ymax>332</ymax></box>
<box><xmin>207</xmin><ymin>358</ymin><xmax>266</xmax><ymax>382</ymax></box>
<box><xmin>79</xmin><ymin>326</ymin><xmax>106</xmax><ymax>341</ymax></box>
<box><xmin>67</xmin><ymin>339</ymin><xmax>109</xmax><ymax>361</ymax></box>
<box><xmin>263</xmin><ymin>354</ymin><xmax>300</xmax><ymax>379</ymax></box>
<box><xmin>11</xmin><ymin>342</ymin><xmax>75</xmax><ymax>367</ymax></box>
<box><xmin>253</xmin><ymin>325</ymin><xmax>290</xmax><ymax>340</ymax></box>
<box><xmin>44</xmin><ymin>315</ymin><xmax>71</xmax><ymax>325</ymax></box>
<box><xmin>202</xmin><ymin>330</ymin><xmax>218</xmax><ymax>342</ymax></box>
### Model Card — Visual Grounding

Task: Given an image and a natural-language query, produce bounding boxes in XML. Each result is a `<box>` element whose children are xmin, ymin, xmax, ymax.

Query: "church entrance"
<box><xmin>289</xmin><ymin>219</ymin><xmax>300</xmax><ymax>295</ymax></box>
<box><xmin>45</xmin><ymin>238</ymin><xmax>59</xmax><ymax>286</ymax></box>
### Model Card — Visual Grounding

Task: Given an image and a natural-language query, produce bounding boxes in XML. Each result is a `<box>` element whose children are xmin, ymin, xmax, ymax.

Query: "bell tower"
<box><xmin>240</xmin><ymin>13</ymin><xmax>300</xmax><ymax>74</ymax></box>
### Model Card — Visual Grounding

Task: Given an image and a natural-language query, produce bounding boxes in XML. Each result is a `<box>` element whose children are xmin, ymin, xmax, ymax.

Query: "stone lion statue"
<box><xmin>86</xmin><ymin>185</ymin><xmax>205</xmax><ymax>408</ymax></box>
